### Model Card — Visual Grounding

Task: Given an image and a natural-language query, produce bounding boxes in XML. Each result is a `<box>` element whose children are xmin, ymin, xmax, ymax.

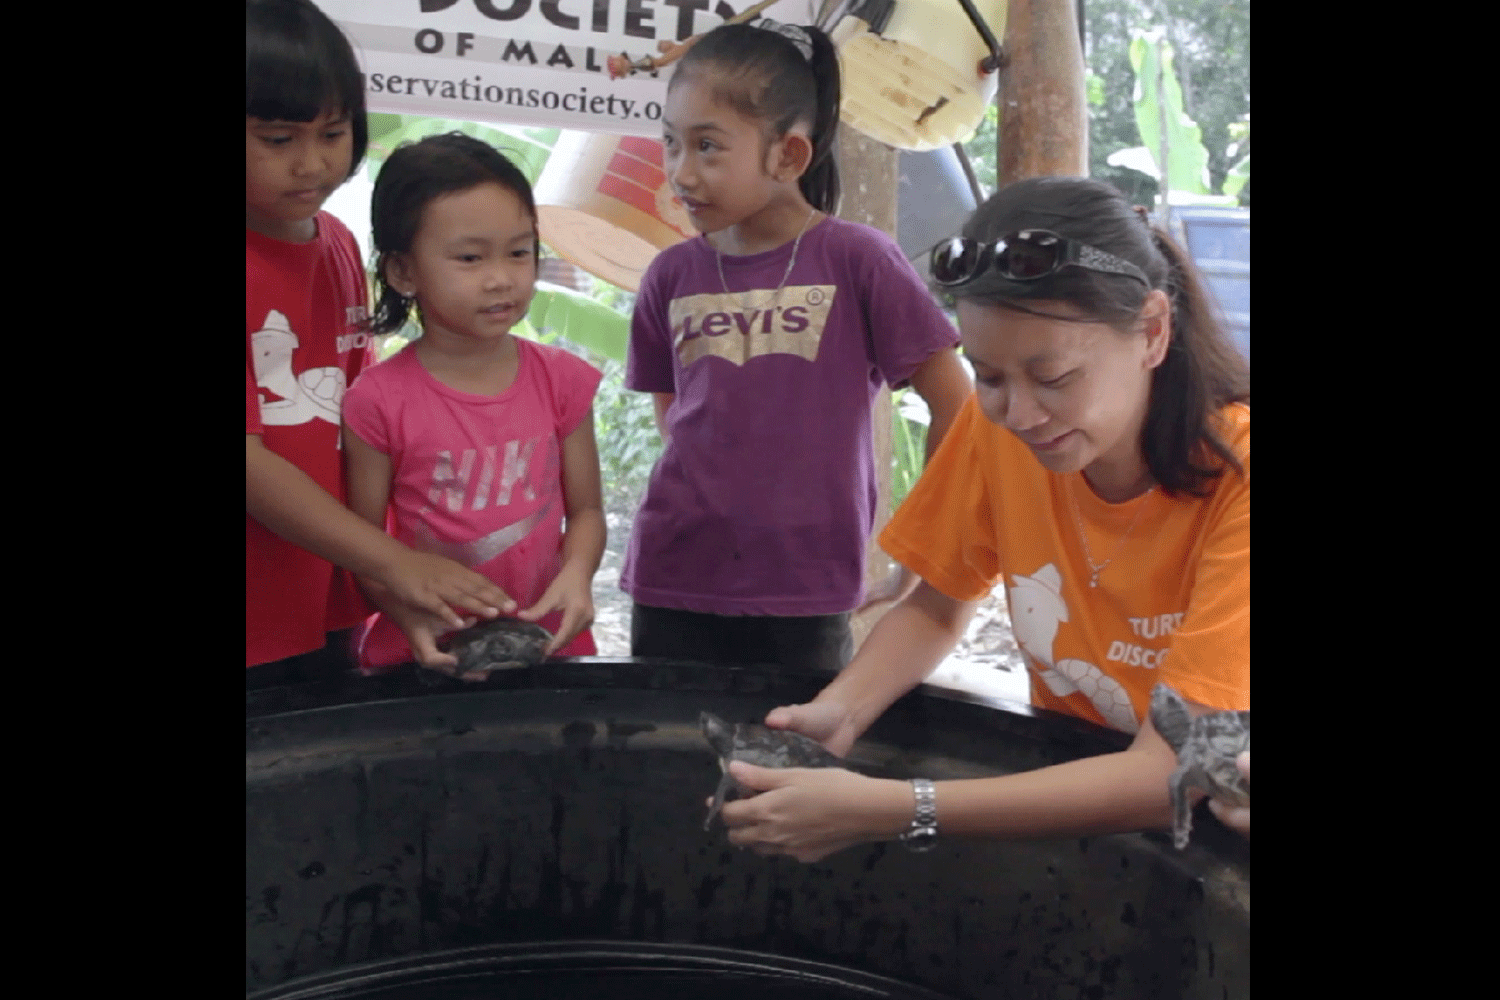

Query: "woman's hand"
<box><xmin>715</xmin><ymin>763</ymin><xmax>907</xmax><ymax>863</ymax></box>
<box><xmin>764</xmin><ymin>701</ymin><xmax>860</xmax><ymax>758</ymax></box>
<box><xmin>516</xmin><ymin>564</ymin><xmax>595</xmax><ymax>655</ymax></box>
<box><xmin>1207</xmin><ymin>751</ymin><xmax>1250</xmax><ymax>840</ymax></box>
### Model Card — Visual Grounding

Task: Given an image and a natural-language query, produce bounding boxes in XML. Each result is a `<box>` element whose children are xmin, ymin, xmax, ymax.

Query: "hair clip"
<box><xmin>607</xmin><ymin>0</ymin><xmax>781</xmax><ymax>79</ymax></box>
<box><xmin>756</xmin><ymin>18</ymin><xmax>815</xmax><ymax>62</ymax></box>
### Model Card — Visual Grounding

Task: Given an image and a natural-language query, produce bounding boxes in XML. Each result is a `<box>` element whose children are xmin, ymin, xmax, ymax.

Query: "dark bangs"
<box><xmin>246</xmin><ymin>0</ymin><xmax>368</xmax><ymax>178</ymax></box>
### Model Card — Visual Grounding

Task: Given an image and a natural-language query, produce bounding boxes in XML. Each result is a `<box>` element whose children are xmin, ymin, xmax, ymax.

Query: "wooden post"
<box><xmin>998</xmin><ymin>0</ymin><xmax>1090</xmax><ymax>182</ymax></box>
<box><xmin>834</xmin><ymin>123</ymin><xmax>900</xmax><ymax>652</ymax></box>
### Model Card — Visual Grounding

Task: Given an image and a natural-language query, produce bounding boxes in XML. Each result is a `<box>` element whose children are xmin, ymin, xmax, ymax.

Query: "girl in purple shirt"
<box><xmin>622</xmin><ymin>19</ymin><xmax>973</xmax><ymax>671</ymax></box>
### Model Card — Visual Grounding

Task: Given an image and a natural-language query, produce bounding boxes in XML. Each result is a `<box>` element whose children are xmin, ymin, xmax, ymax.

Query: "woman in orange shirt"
<box><xmin>718</xmin><ymin>177</ymin><xmax>1249</xmax><ymax>860</ymax></box>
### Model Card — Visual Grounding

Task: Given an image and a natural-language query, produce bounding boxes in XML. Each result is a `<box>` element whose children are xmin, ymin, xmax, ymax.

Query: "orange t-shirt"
<box><xmin>880</xmin><ymin>396</ymin><xmax>1249</xmax><ymax>732</ymax></box>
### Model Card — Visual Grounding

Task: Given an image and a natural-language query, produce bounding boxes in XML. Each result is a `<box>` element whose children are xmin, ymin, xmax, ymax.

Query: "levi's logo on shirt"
<box><xmin>670</xmin><ymin>285</ymin><xmax>837</xmax><ymax>366</ymax></box>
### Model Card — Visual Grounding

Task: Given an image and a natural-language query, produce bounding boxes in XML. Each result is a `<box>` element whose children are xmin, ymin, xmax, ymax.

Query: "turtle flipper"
<box><xmin>1168</xmin><ymin>767</ymin><xmax>1194</xmax><ymax>850</ymax></box>
<box><xmin>704</xmin><ymin>771</ymin><xmax>734</xmax><ymax>830</ymax></box>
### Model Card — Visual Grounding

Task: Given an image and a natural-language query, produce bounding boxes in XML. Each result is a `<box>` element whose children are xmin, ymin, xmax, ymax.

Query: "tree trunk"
<box><xmin>998</xmin><ymin>0</ymin><xmax>1090</xmax><ymax>182</ymax></box>
<box><xmin>834</xmin><ymin>123</ymin><xmax>899</xmax><ymax>653</ymax></box>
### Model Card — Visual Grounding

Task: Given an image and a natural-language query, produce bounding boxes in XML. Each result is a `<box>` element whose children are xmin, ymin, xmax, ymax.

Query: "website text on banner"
<box><xmin>322</xmin><ymin>0</ymin><xmax>808</xmax><ymax>136</ymax></box>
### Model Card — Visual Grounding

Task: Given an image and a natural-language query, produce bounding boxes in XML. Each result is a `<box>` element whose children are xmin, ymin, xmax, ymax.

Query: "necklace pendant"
<box><xmin>1089</xmin><ymin>574</ymin><xmax>1099</xmax><ymax>588</ymax></box>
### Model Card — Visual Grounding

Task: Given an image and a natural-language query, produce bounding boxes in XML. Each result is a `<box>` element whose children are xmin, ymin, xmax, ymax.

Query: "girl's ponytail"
<box><xmin>800</xmin><ymin>26</ymin><xmax>842</xmax><ymax>215</ymax></box>
<box><xmin>369</xmin><ymin>278</ymin><xmax>412</xmax><ymax>337</ymax></box>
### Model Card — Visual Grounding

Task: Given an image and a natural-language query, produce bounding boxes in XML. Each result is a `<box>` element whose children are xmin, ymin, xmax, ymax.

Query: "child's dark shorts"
<box><xmin>630</xmin><ymin>603</ymin><xmax>853</xmax><ymax>674</ymax></box>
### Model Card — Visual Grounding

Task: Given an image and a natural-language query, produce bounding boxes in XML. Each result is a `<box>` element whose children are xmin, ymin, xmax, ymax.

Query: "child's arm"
<box><xmin>339</xmin><ymin>427</ymin><xmax>519</xmax><ymax>672</ymax></box>
<box><xmin>517</xmin><ymin>409</ymin><xmax>607</xmax><ymax>654</ymax></box>
<box><xmin>651</xmin><ymin>393</ymin><xmax>674</xmax><ymax>442</ymax></box>
<box><xmin>860</xmin><ymin>348</ymin><xmax>974</xmax><ymax>611</ymax></box>
<box><xmin>907</xmin><ymin>347</ymin><xmax>972</xmax><ymax>461</ymax></box>
<box><xmin>249</xmin><ymin>433</ymin><xmax>505</xmax><ymax>626</ymax></box>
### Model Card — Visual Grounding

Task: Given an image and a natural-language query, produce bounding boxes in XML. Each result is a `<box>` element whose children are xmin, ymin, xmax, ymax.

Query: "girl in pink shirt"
<box><xmin>343</xmin><ymin>133</ymin><xmax>605</xmax><ymax>678</ymax></box>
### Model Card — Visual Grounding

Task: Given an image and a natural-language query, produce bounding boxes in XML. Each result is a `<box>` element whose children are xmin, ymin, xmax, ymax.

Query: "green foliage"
<box><xmin>1223</xmin><ymin>115</ymin><xmax>1250</xmax><ymax>204</ymax></box>
<box><xmin>1086</xmin><ymin>73</ymin><xmax>1107</xmax><ymax>108</ymax></box>
<box><xmin>1082</xmin><ymin>0</ymin><xmax>1249</xmax><ymax>206</ymax></box>
<box><xmin>1127</xmin><ymin>30</ymin><xmax>1211</xmax><ymax>195</ymax></box>
<box><xmin>592</xmin><ymin>359</ymin><xmax>663</xmax><ymax>513</ymax></box>
<box><xmin>1222</xmin><ymin>153</ymin><xmax>1249</xmax><ymax>200</ymax></box>
<box><xmin>527</xmin><ymin>282</ymin><xmax>630</xmax><ymax>362</ymax></box>
<box><xmin>365</xmin><ymin>112</ymin><xmax>557</xmax><ymax>184</ymax></box>
<box><xmin>961</xmin><ymin>104</ymin><xmax>1000</xmax><ymax>199</ymax></box>
<box><xmin>891</xmin><ymin>388</ymin><xmax>930</xmax><ymax>511</ymax></box>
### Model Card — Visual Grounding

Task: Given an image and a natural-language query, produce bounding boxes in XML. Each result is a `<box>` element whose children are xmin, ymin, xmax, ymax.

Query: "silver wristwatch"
<box><xmin>899</xmin><ymin>778</ymin><xmax>938</xmax><ymax>852</ymax></box>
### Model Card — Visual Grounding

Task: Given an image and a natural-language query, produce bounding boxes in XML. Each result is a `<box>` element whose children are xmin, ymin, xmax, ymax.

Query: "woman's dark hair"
<box><xmin>369</xmin><ymin>132</ymin><xmax>539</xmax><ymax>335</ymax></box>
<box><xmin>246</xmin><ymin>0</ymin><xmax>368</xmax><ymax>179</ymax></box>
<box><xmin>953</xmin><ymin>176</ymin><xmax>1250</xmax><ymax>497</ymax></box>
<box><xmin>670</xmin><ymin>22</ymin><xmax>841</xmax><ymax>214</ymax></box>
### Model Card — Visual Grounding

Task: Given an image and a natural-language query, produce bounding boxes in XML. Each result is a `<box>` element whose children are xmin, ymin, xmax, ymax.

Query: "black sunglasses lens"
<box><xmin>933</xmin><ymin>238</ymin><xmax>979</xmax><ymax>284</ymax></box>
<box><xmin>997</xmin><ymin>239</ymin><xmax>1060</xmax><ymax>280</ymax></box>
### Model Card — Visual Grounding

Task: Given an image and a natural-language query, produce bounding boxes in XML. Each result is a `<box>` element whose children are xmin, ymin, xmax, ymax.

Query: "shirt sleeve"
<box><xmin>856</xmin><ymin>229</ymin><xmax>961</xmax><ymax>390</ymax></box>
<box><xmin>546</xmin><ymin>345</ymin><xmax>604</xmax><ymax>438</ymax></box>
<box><xmin>878</xmin><ymin>395</ymin><xmax>999</xmax><ymax>601</ymax></box>
<box><xmin>1156</xmin><ymin>460</ymin><xmax>1251</xmax><ymax>711</ymax></box>
<box><xmin>341</xmin><ymin>366</ymin><xmax>392</xmax><ymax>455</ymax></box>
<box><xmin>624</xmin><ymin>256</ymin><xmax>677</xmax><ymax>394</ymax></box>
<box><xmin>335</xmin><ymin>222</ymin><xmax>372</xmax><ymax>384</ymax></box>
<box><xmin>246</xmin><ymin>349</ymin><xmax>263</xmax><ymax>435</ymax></box>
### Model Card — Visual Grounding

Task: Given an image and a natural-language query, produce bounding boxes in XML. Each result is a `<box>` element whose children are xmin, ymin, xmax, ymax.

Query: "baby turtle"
<box><xmin>700</xmin><ymin>712</ymin><xmax>846</xmax><ymax>831</ymax></box>
<box><xmin>435</xmin><ymin>617</ymin><xmax>553</xmax><ymax>675</ymax></box>
<box><xmin>1149</xmin><ymin>683</ymin><xmax>1250</xmax><ymax>849</ymax></box>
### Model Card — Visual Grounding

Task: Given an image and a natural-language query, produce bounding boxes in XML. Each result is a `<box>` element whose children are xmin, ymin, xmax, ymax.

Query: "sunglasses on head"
<box><xmin>930</xmin><ymin>230</ymin><xmax>1150</xmax><ymax>288</ymax></box>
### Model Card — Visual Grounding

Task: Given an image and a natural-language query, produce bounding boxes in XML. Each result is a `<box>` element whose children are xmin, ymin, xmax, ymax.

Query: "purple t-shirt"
<box><xmin>621</xmin><ymin>215</ymin><xmax>959</xmax><ymax>615</ymax></box>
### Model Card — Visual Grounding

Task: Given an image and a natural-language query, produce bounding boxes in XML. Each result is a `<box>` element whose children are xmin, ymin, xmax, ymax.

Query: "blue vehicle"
<box><xmin>1169</xmin><ymin>206</ymin><xmax>1250</xmax><ymax>364</ymax></box>
<box><xmin>896</xmin><ymin>153</ymin><xmax>1250</xmax><ymax>366</ymax></box>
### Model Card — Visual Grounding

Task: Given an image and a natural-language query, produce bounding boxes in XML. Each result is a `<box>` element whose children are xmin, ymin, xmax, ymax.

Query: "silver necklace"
<box><xmin>714</xmin><ymin>207</ymin><xmax>818</xmax><ymax>311</ymax></box>
<box><xmin>1066</xmin><ymin>475</ymin><xmax>1153</xmax><ymax>588</ymax></box>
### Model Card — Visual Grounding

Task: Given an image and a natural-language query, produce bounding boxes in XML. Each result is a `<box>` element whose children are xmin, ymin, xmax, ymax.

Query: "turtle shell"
<box><xmin>700</xmin><ymin>712</ymin><xmax>846</xmax><ymax>830</ymax></box>
<box><xmin>436</xmin><ymin>617</ymin><xmax>553</xmax><ymax>675</ymax></box>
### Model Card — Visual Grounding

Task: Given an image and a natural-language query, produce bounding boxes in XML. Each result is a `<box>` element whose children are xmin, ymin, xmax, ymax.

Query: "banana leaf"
<box><xmin>525</xmin><ymin>281</ymin><xmax>630</xmax><ymax>363</ymax></box>
<box><xmin>364</xmin><ymin>113</ymin><xmax>557</xmax><ymax>185</ymax></box>
<box><xmin>1128</xmin><ymin>31</ymin><xmax>1212</xmax><ymax>196</ymax></box>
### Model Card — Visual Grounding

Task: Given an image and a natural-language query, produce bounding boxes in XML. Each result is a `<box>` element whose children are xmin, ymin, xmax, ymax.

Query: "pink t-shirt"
<box><xmin>342</xmin><ymin>337</ymin><xmax>603</xmax><ymax>670</ymax></box>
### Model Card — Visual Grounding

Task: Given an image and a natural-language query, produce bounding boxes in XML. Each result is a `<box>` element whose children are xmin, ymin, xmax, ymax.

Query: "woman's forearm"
<box><xmin>931</xmin><ymin>743</ymin><xmax>1177</xmax><ymax>840</ymax></box>
<box><xmin>823</xmin><ymin>583</ymin><xmax>978</xmax><ymax>738</ymax></box>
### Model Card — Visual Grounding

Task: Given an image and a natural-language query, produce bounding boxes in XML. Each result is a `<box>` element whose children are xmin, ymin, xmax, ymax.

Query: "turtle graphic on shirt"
<box><xmin>1008</xmin><ymin>563</ymin><xmax>1138</xmax><ymax>734</ymax></box>
<box><xmin>252</xmin><ymin>309</ymin><xmax>346</xmax><ymax>428</ymax></box>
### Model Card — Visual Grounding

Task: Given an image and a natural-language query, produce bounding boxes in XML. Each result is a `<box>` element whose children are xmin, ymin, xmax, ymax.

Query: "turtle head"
<box><xmin>700</xmin><ymin>712</ymin><xmax>735</xmax><ymax>757</ymax></box>
<box><xmin>1149</xmin><ymin>683</ymin><xmax>1193</xmax><ymax>753</ymax></box>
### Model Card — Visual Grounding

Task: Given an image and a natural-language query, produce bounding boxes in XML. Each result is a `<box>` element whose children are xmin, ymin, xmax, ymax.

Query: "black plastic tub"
<box><xmin>247</xmin><ymin>658</ymin><xmax>1248</xmax><ymax>999</ymax></box>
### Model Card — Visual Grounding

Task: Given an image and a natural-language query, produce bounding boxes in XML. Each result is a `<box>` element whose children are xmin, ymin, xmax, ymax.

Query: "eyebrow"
<box><xmin>961</xmin><ymin>348</ymin><xmax>1064</xmax><ymax>371</ymax></box>
<box><xmin>662</xmin><ymin>119</ymin><xmax>728</xmax><ymax>135</ymax></box>
<box><xmin>443</xmin><ymin>231</ymin><xmax>536</xmax><ymax>248</ymax></box>
<box><xmin>250</xmin><ymin>118</ymin><xmax>348</xmax><ymax>129</ymax></box>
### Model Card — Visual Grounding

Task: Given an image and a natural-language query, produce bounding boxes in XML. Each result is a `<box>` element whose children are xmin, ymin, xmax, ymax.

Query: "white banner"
<box><xmin>320</xmin><ymin>0</ymin><xmax>815</xmax><ymax>136</ymax></box>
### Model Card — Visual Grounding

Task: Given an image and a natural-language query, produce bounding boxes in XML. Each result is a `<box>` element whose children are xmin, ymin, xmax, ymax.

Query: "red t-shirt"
<box><xmin>246</xmin><ymin>212</ymin><xmax>373</xmax><ymax>667</ymax></box>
